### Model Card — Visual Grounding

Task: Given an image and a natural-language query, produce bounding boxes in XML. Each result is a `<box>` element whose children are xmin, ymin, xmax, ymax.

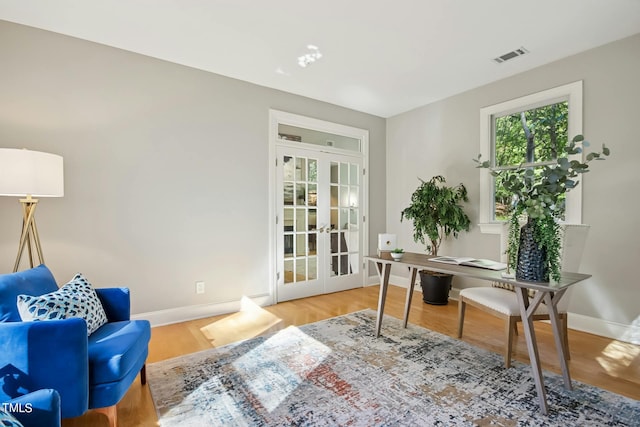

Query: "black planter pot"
<box><xmin>516</xmin><ymin>218</ymin><xmax>549</xmax><ymax>282</ymax></box>
<box><xmin>419</xmin><ymin>270</ymin><xmax>453</xmax><ymax>305</ymax></box>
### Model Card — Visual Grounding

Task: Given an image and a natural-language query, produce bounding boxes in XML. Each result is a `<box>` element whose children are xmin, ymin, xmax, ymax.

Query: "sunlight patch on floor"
<box><xmin>596</xmin><ymin>339</ymin><xmax>640</xmax><ymax>376</ymax></box>
<box><xmin>232</xmin><ymin>325</ymin><xmax>331</xmax><ymax>412</ymax></box>
<box><xmin>200</xmin><ymin>296</ymin><xmax>284</xmax><ymax>347</ymax></box>
<box><xmin>162</xmin><ymin>374</ymin><xmax>247</xmax><ymax>421</ymax></box>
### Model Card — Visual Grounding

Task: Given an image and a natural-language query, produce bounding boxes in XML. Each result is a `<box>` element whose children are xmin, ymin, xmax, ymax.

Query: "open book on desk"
<box><xmin>430</xmin><ymin>256</ymin><xmax>507</xmax><ymax>271</ymax></box>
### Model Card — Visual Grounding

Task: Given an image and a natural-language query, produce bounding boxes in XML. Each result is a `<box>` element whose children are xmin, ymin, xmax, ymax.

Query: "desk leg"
<box><xmin>545</xmin><ymin>290</ymin><xmax>573</xmax><ymax>390</ymax></box>
<box><xmin>374</xmin><ymin>262</ymin><xmax>392</xmax><ymax>337</ymax></box>
<box><xmin>403</xmin><ymin>267</ymin><xmax>418</xmax><ymax>328</ymax></box>
<box><xmin>515</xmin><ymin>287</ymin><xmax>548</xmax><ymax>415</ymax></box>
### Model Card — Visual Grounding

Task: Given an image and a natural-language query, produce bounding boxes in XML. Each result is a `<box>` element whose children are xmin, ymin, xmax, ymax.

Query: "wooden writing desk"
<box><xmin>365</xmin><ymin>251</ymin><xmax>591</xmax><ymax>415</ymax></box>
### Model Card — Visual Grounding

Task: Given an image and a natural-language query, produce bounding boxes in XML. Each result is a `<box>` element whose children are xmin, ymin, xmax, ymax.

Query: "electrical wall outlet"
<box><xmin>195</xmin><ymin>281</ymin><xmax>205</xmax><ymax>294</ymax></box>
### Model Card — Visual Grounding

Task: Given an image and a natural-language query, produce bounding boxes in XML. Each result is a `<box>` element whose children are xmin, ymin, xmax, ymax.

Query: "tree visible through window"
<box><xmin>493</xmin><ymin>101</ymin><xmax>568</xmax><ymax>220</ymax></box>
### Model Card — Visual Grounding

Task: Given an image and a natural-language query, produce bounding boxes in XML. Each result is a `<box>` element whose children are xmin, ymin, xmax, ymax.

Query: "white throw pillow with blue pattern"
<box><xmin>0</xmin><ymin>407</ymin><xmax>24</xmax><ymax>427</ymax></box>
<box><xmin>16</xmin><ymin>273</ymin><xmax>108</xmax><ymax>335</ymax></box>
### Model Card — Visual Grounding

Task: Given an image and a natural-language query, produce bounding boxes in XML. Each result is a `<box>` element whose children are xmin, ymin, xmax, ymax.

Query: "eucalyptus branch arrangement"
<box><xmin>475</xmin><ymin>135</ymin><xmax>610</xmax><ymax>281</ymax></box>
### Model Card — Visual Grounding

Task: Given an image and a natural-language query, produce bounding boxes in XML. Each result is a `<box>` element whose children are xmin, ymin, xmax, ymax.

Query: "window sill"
<box><xmin>478</xmin><ymin>222</ymin><xmax>507</xmax><ymax>235</ymax></box>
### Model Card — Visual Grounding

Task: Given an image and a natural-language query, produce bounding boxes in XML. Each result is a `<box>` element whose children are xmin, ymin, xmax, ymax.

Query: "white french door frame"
<box><xmin>268</xmin><ymin>110</ymin><xmax>369</xmax><ymax>304</ymax></box>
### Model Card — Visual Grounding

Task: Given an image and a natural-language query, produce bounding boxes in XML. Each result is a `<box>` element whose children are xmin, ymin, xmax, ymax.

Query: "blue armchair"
<box><xmin>0</xmin><ymin>265</ymin><xmax>151</xmax><ymax>427</ymax></box>
<box><xmin>2</xmin><ymin>388</ymin><xmax>61</xmax><ymax>427</ymax></box>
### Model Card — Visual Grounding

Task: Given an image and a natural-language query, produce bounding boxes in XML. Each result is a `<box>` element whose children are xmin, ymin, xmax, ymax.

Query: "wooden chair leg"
<box><xmin>457</xmin><ymin>298</ymin><xmax>466</xmax><ymax>338</ymax></box>
<box><xmin>504</xmin><ymin>317</ymin><xmax>516</xmax><ymax>368</ymax></box>
<box><xmin>94</xmin><ymin>405</ymin><xmax>117</xmax><ymax>427</ymax></box>
<box><xmin>140</xmin><ymin>363</ymin><xmax>147</xmax><ymax>385</ymax></box>
<box><xmin>561</xmin><ymin>313</ymin><xmax>571</xmax><ymax>360</ymax></box>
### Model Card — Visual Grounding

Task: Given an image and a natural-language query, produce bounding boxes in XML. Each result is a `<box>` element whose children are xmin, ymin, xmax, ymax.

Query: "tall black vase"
<box><xmin>516</xmin><ymin>219</ymin><xmax>549</xmax><ymax>282</ymax></box>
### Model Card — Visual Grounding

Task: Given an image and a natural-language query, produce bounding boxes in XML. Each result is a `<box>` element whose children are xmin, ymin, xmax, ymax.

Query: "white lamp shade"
<box><xmin>0</xmin><ymin>148</ymin><xmax>64</xmax><ymax>197</ymax></box>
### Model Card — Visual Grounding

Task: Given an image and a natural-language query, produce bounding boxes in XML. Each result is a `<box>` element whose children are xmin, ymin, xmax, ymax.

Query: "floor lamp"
<box><xmin>0</xmin><ymin>148</ymin><xmax>64</xmax><ymax>272</ymax></box>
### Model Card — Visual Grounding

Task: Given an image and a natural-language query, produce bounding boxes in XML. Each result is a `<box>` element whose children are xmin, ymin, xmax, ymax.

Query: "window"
<box><xmin>493</xmin><ymin>101</ymin><xmax>569</xmax><ymax>220</ymax></box>
<box><xmin>278</xmin><ymin>124</ymin><xmax>361</xmax><ymax>153</ymax></box>
<box><xmin>478</xmin><ymin>81</ymin><xmax>583</xmax><ymax>234</ymax></box>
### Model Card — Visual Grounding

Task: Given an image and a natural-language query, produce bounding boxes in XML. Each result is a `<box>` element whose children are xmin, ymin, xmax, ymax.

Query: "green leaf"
<box><xmin>557</xmin><ymin>157</ymin><xmax>570</xmax><ymax>169</ymax></box>
<box><xmin>566</xmin><ymin>146</ymin><xmax>582</xmax><ymax>155</ymax></box>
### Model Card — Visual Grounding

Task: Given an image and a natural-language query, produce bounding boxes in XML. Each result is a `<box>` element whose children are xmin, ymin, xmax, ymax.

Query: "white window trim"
<box><xmin>478</xmin><ymin>81</ymin><xmax>583</xmax><ymax>235</ymax></box>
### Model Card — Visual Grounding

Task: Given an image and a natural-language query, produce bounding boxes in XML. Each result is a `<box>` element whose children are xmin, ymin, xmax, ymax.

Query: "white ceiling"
<box><xmin>1</xmin><ymin>0</ymin><xmax>640</xmax><ymax>118</ymax></box>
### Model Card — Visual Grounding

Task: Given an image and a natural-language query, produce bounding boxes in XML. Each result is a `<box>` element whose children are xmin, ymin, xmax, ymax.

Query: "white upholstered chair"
<box><xmin>457</xmin><ymin>224</ymin><xmax>589</xmax><ymax>368</ymax></box>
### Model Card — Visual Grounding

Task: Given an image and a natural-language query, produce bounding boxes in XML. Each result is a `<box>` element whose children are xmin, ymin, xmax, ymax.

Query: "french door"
<box><xmin>276</xmin><ymin>146</ymin><xmax>363</xmax><ymax>302</ymax></box>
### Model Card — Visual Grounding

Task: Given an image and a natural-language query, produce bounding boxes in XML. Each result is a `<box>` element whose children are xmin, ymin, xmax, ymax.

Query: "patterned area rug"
<box><xmin>147</xmin><ymin>310</ymin><xmax>639</xmax><ymax>426</ymax></box>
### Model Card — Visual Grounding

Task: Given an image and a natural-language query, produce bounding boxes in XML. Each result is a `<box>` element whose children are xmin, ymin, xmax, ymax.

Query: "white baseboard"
<box><xmin>389</xmin><ymin>274</ymin><xmax>414</xmax><ymax>288</ymax></box>
<box><xmin>452</xmin><ymin>285</ymin><xmax>638</xmax><ymax>344</ymax></box>
<box><xmin>379</xmin><ymin>275</ymin><xmax>639</xmax><ymax>345</ymax></box>
<box><xmin>137</xmin><ymin>280</ymin><xmax>639</xmax><ymax>345</ymax></box>
<box><xmin>565</xmin><ymin>312</ymin><xmax>639</xmax><ymax>345</ymax></box>
<box><xmin>131</xmin><ymin>294</ymin><xmax>273</xmax><ymax>327</ymax></box>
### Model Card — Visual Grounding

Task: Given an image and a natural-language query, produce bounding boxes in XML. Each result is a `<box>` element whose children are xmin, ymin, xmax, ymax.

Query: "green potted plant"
<box><xmin>475</xmin><ymin>135</ymin><xmax>610</xmax><ymax>282</ymax></box>
<box><xmin>400</xmin><ymin>175</ymin><xmax>471</xmax><ymax>304</ymax></box>
<box><xmin>390</xmin><ymin>248</ymin><xmax>405</xmax><ymax>261</ymax></box>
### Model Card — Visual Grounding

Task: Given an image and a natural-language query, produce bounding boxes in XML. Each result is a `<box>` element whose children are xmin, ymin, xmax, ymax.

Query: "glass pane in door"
<box><xmin>328</xmin><ymin>161</ymin><xmax>359</xmax><ymax>277</ymax></box>
<box><xmin>282</xmin><ymin>154</ymin><xmax>318</xmax><ymax>284</ymax></box>
<box><xmin>277</xmin><ymin>145</ymin><xmax>364</xmax><ymax>302</ymax></box>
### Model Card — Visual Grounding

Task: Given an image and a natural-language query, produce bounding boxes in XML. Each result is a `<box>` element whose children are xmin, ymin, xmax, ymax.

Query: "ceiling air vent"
<box><xmin>493</xmin><ymin>47</ymin><xmax>529</xmax><ymax>64</ymax></box>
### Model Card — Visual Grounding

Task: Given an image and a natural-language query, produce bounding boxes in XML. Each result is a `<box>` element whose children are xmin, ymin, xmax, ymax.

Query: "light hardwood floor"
<box><xmin>62</xmin><ymin>285</ymin><xmax>640</xmax><ymax>426</ymax></box>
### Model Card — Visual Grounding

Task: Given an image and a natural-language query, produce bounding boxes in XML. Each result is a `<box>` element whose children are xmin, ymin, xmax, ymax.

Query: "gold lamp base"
<box><xmin>14</xmin><ymin>195</ymin><xmax>45</xmax><ymax>272</ymax></box>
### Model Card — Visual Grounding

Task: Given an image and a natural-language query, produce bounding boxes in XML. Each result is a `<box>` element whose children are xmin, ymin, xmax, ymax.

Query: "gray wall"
<box><xmin>2</xmin><ymin>17</ymin><xmax>638</xmax><ymax>334</ymax></box>
<box><xmin>0</xmin><ymin>20</ymin><xmax>386</xmax><ymax>314</ymax></box>
<box><xmin>387</xmin><ymin>33</ymin><xmax>640</xmax><ymax>331</ymax></box>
